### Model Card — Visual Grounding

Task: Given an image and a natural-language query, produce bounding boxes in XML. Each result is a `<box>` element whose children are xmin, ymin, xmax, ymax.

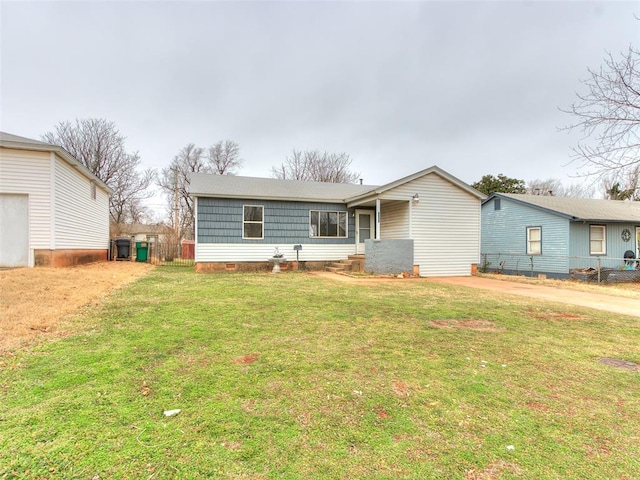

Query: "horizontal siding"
<box><xmin>197</xmin><ymin>197</ymin><xmax>356</xmax><ymax>245</ymax></box>
<box><xmin>54</xmin><ymin>156</ymin><xmax>110</xmax><ymax>249</ymax></box>
<box><xmin>387</xmin><ymin>173</ymin><xmax>480</xmax><ymax>277</ymax></box>
<box><xmin>569</xmin><ymin>222</ymin><xmax>640</xmax><ymax>269</ymax></box>
<box><xmin>0</xmin><ymin>148</ymin><xmax>52</xmax><ymax>248</ymax></box>
<box><xmin>380</xmin><ymin>201</ymin><xmax>409</xmax><ymax>239</ymax></box>
<box><xmin>197</xmin><ymin>243</ymin><xmax>356</xmax><ymax>262</ymax></box>
<box><xmin>481</xmin><ymin>197</ymin><xmax>569</xmax><ymax>274</ymax></box>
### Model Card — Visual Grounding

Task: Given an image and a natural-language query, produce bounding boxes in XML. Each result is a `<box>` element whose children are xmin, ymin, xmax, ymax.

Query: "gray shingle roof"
<box><xmin>189</xmin><ymin>173</ymin><xmax>379</xmax><ymax>203</ymax></box>
<box><xmin>497</xmin><ymin>193</ymin><xmax>640</xmax><ymax>222</ymax></box>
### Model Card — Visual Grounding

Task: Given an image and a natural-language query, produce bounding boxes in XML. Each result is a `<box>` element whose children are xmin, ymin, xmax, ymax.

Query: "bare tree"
<box><xmin>157</xmin><ymin>144</ymin><xmax>208</xmax><ymax>240</ymax></box>
<box><xmin>42</xmin><ymin>118</ymin><xmax>154</xmax><ymax>224</ymax></box>
<box><xmin>207</xmin><ymin>140</ymin><xmax>243</xmax><ymax>175</ymax></box>
<box><xmin>561</xmin><ymin>46</ymin><xmax>640</xmax><ymax>181</ymax></box>
<box><xmin>271</xmin><ymin>149</ymin><xmax>360</xmax><ymax>183</ymax></box>
<box><xmin>158</xmin><ymin>141</ymin><xmax>245</xmax><ymax>241</ymax></box>
<box><xmin>526</xmin><ymin>178</ymin><xmax>591</xmax><ymax>198</ymax></box>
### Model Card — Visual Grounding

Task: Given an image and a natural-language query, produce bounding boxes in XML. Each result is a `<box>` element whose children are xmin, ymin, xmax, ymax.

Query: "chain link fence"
<box><xmin>480</xmin><ymin>253</ymin><xmax>640</xmax><ymax>284</ymax></box>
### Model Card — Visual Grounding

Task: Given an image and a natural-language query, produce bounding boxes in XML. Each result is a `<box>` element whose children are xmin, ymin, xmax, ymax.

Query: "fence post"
<box><xmin>530</xmin><ymin>256</ymin><xmax>534</xmax><ymax>277</ymax></box>
<box><xmin>597</xmin><ymin>257</ymin><xmax>601</xmax><ymax>284</ymax></box>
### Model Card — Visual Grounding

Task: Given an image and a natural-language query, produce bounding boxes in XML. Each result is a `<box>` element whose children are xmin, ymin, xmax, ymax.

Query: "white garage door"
<box><xmin>0</xmin><ymin>194</ymin><xmax>29</xmax><ymax>267</ymax></box>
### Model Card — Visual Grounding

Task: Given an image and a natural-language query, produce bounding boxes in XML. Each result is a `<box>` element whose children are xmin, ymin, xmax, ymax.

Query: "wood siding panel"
<box><xmin>381</xmin><ymin>173</ymin><xmax>481</xmax><ymax>277</ymax></box>
<box><xmin>380</xmin><ymin>201</ymin><xmax>409</xmax><ymax>239</ymax></box>
<box><xmin>0</xmin><ymin>148</ymin><xmax>52</xmax><ymax>249</ymax></box>
<box><xmin>54</xmin><ymin>156</ymin><xmax>110</xmax><ymax>249</ymax></box>
<box><xmin>481</xmin><ymin>197</ymin><xmax>569</xmax><ymax>274</ymax></box>
<box><xmin>197</xmin><ymin>243</ymin><xmax>355</xmax><ymax>262</ymax></box>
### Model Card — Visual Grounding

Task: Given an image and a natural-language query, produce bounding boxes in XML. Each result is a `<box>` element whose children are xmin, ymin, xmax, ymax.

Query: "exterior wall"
<box><xmin>0</xmin><ymin>148</ymin><xmax>53</xmax><ymax>258</ymax></box>
<box><xmin>569</xmin><ymin>222</ymin><xmax>640</xmax><ymax>270</ymax></box>
<box><xmin>380</xmin><ymin>201</ymin><xmax>410</xmax><ymax>239</ymax></box>
<box><xmin>35</xmin><ymin>248</ymin><xmax>108</xmax><ymax>267</ymax></box>
<box><xmin>0</xmin><ymin>147</ymin><xmax>109</xmax><ymax>267</ymax></box>
<box><xmin>364</xmin><ymin>239</ymin><xmax>413</xmax><ymax>274</ymax></box>
<box><xmin>197</xmin><ymin>242</ymin><xmax>355</xmax><ymax>263</ymax></box>
<box><xmin>54</xmin><ymin>155</ymin><xmax>110</xmax><ymax>250</ymax></box>
<box><xmin>381</xmin><ymin>173</ymin><xmax>480</xmax><ymax>277</ymax></box>
<box><xmin>196</xmin><ymin>197</ymin><xmax>356</xmax><ymax>262</ymax></box>
<box><xmin>481</xmin><ymin>197</ymin><xmax>570</xmax><ymax>275</ymax></box>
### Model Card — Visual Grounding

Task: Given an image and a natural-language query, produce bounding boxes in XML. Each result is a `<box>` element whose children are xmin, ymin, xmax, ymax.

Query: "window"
<box><xmin>494</xmin><ymin>198</ymin><xmax>501</xmax><ymax>211</ymax></box>
<box><xmin>527</xmin><ymin>227</ymin><xmax>541</xmax><ymax>255</ymax></box>
<box><xmin>310</xmin><ymin>210</ymin><xmax>347</xmax><ymax>238</ymax></box>
<box><xmin>589</xmin><ymin>225</ymin><xmax>606</xmax><ymax>255</ymax></box>
<box><xmin>90</xmin><ymin>182</ymin><xmax>97</xmax><ymax>200</ymax></box>
<box><xmin>243</xmin><ymin>205</ymin><xmax>263</xmax><ymax>239</ymax></box>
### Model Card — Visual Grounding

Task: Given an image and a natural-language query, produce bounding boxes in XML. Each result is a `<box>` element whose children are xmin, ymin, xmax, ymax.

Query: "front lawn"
<box><xmin>1</xmin><ymin>268</ymin><xmax>638</xmax><ymax>479</ymax></box>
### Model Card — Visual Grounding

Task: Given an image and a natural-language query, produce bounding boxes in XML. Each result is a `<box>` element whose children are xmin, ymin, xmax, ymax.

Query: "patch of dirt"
<box><xmin>232</xmin><ymin>353</ymin><xmax>260</xmax><ymax>365</ymax></box>
<box><xmin>525</xmin><ymin>401</ymin><xmax>550</xmax><ymax>412</ymax></box>
<box><xmin>0</xmin><ymin>262</ymin><xmax>154</xmax><ymax>353</ymax></box>
<box><xmin>392</xmin><ymin>380</ymin><xmax>410</xmax><ymax>397</ymax></box>
<box><xmin>465</xmin><ymin>460</ymin><xmax>522</xmax><ymax>480</ymax></box>
<box><xmin>375</xmin><ymin>406</ymin><xmax>391</xmax><ymax>419</ymax></box>
<box><xmin>598</xmin><ymin>357</ymin><xmax>639</xmax><ymax>371</ymax></box>
<box><xmin>527</xmin><ymin>309</ymin><xmax>584</xmax><ymax>321</ymax></box>
<box><xmin>429</xmin><ymin>319</ymin><xmax>506</xmax><ymax>332</ymax></box>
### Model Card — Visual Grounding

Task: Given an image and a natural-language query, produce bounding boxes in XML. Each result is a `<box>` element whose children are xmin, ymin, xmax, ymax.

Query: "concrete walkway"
<box><xmin>427</xmin><ymin>276</ymin><xmax>640</xmax><ymax>318</ymax></box>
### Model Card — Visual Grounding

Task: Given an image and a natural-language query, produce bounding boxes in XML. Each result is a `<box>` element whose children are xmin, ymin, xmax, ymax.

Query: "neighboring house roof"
<box><xmin>190</xmin><ymin>165</ymin><xmax>484</xmax><ymax>204</ymax></box>
<box><xmin>190</xmin><ymin>173</ymin><xmax>377</xmax><ymax>203</ymax></box>
<box><xmin>116</xmin><ymin>223</ymin><xmax>173</xmax><ymax>235</ymax></box>
<box><xmin>0</xmin><ymin>131</ymin><xmax>112</xmax><ymax>194</ymax></box>
<box><xmin>487</xmin><ymin>193</ymin><xmax>640</xmax><ymax>222</ymax></box>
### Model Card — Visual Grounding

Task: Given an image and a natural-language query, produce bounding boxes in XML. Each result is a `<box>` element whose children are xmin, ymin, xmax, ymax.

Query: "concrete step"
<box><xmin>325</xmin><ymin>266</ymin><xmax>344</xmax><ymax>273</ymax></box>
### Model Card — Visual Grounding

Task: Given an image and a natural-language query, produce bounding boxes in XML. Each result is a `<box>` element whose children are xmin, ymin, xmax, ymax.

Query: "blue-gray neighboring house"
<box><xmin>190</xmin><ymin>166</ymin><xmax>485</xmax><ymax>276</ymax></box>
<box><xmin>481</xmin><ymin>193</ymin><xmax>640</xmax><ymax>277</ymax></box>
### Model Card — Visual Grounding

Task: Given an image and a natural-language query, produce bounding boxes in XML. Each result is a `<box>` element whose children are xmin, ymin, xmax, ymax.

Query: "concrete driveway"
<box><xmin>428</xmin><ymin>276</ymin><xmax>640</xmax><ymax>318</ymax></box>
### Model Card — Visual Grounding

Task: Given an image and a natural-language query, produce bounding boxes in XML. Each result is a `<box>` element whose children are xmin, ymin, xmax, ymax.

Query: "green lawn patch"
<box><xmin>1</xmin><ymin>269</ymin><xmax>639</xmax><ymax>479</ymax></box>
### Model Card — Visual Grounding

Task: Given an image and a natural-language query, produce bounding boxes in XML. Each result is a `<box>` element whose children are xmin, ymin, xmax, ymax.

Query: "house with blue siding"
<box><xmin>190</xmin><ymin>166</ymin><xmax>485</xmax><ymax>276</ymax></box>
<box><xmin>481</xmin><ymin>193</ymin><xmax>640</xmax><ymax>278</ymax></box>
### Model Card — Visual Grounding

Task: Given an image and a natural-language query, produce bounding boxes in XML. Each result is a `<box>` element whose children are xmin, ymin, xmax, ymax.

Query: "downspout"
<box><xmin>194</xmin><ymin>196</ymin><xmax>198</xmax><ymax>263</ymax></box>
<box><xmin>375</xmin><ymin>198</ymin><xmax>381</xmax><ymax>240</ymax></box>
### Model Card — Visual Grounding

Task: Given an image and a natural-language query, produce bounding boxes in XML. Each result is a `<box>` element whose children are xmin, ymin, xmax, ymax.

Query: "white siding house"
<box><xmin>348</xmin><ymin>167</ymin><xmax>484</xmax><ymax>277</ymax></box>
<box><xmin>0</xmin><ymin>132</ymin><xmax>111</xmax><ymax>267</ymax></box>
<box><xmin>190</xmin><ymin>166</ymin><xmax>484</xmax><ymax>276</ymax></box>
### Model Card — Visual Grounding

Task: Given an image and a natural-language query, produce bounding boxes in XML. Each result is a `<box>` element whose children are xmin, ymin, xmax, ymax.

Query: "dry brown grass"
<box><xmin>0</xmin><ymin>261</ymin><xmax>154</xmax><ymax>352</ymax></box>
<box><xmin>480</xmin><ymin>273</ymin><xmax>640</xmax><ymax>299</ymax></box>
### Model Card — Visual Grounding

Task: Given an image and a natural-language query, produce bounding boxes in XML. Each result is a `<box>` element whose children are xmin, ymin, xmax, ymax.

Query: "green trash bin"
<box><xmin>135</xmin><ymin>241</ymin><xmax>149</xmax><ymax>262</ymax></box>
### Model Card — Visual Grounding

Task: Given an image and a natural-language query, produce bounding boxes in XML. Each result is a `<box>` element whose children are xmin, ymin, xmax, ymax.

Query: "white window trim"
<box><xmin>309</xmin><ymin>210</ymin><xmax>348</xmax><ymax>238</ymax></box>
<box><xmin>589</xmin><ymin>225</ymin><xmax>606</xmax><ymax>255</ymax></box>
<box><xmin>526</xmin><ymin>226</ymin><xmax>541</xmax><ymax>255</ymax></box>
<box><xmin>243</xmin><ymin>205</ymin><xmax>264</xmax><ymax>240</ymax></box>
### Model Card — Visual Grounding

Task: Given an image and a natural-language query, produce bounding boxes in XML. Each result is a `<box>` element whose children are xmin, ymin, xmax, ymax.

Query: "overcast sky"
<box><xmin>1</xmin><ymin>1</ymin><xmax>638</xmax><ymax>212</ymax></box>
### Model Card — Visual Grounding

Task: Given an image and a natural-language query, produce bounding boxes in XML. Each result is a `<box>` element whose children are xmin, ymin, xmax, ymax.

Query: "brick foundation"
<box><xmin>34</xmin><ymin>249</ymin><xmax>108</xmax><ymax>267</ymax></box>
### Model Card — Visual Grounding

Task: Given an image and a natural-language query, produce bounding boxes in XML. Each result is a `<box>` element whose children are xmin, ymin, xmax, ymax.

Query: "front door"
<box><xmin>637</xmin><ymin>227</ymin><xmax>640</xmax><ymax>257</ymax></box>
<box><xmin>355</xmin><ymin>210</ymin><xmax>374</xmax><ymax>254</ymax></box>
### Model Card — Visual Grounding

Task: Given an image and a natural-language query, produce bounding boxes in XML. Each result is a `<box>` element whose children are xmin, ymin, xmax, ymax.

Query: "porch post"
<box><xmin>375</xmin><ymin>198</ymin><xmax>381</xmax><ymax>240</ymax></box>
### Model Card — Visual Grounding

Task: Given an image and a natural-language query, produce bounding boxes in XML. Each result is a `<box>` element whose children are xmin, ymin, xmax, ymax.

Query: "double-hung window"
<box><xmin>243</xmin><ymin>205</ymin><xmax>263</xmax><ymax>239</ymax></box>
<box><xmin>589</xmin><ymin>225</ymin><xmax>606</xmax><ymax>255</ymax></box>
<box><xmin>527</xmin><ymin>227</ymin><xmax>541</xmax><ymax>255</ymax></box>
<box><xmin>309</xmin><ymin>210</ymin><xmax>347</xmax><ymax>238</ymax></box>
